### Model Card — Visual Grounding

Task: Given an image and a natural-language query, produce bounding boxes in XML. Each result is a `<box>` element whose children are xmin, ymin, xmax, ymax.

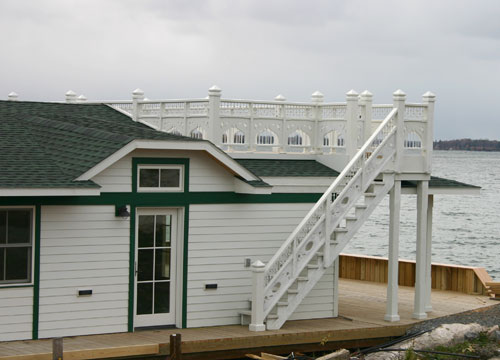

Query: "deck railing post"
<box><xmin>392</xmin><ymin>89</ymin><xmax>406</xmax><ymax>172</ymax></box>
<box><xmin>52</xmin><ymin>337</ymin><xmax>63</xmax><ymax>360</ymax></box>
<box><xmin>345</xmin><ymin>90</ymin><xmax>359</xmax><ymax>160</ymax></box>
<box><xmin>275</xmin><ymin>94</ymin><xmax>286</xmax><ymax>153</ymax></box>
<box><xmin>359</xmin><ymin>90</ymin><xmax>373</xmax><ymax>143</ymax></box>
<box><xmin>311</xmin><ymin>91</ymin><xmax>324</xmax><ymax>153</ymax></box>
<box><xmin>208</xmin><ymin>85</ymin><xmax>222</xmax><ymax>144</ymax></box>
<box><xmin>169</xmin><ymin>333</ymin><xmax>182</xmax><ymax>360</ymax></box>
<box><xmin>132</xmin><ymin>88</ymin><xmax>145</xmax><ymax>122</ymax></box>
<box><xmin>249</xmin><ymin>260</ymin><xmax>266</xmax><ymax>332</ymax></box>
<box><xmin>422</xmin><ymin>91</ymin><xmax>436</xmax><ymax>174</ymax></box>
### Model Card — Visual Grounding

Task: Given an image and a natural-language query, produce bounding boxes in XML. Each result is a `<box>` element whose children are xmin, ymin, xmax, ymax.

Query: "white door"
<box><xmin>135</xmin><ymin>209</ymin><xmax>177</xmax><ymax>327</ymax></box>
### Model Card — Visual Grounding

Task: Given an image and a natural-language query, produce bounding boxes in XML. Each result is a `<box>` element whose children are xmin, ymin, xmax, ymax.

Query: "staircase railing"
<box><xmin>258</xmin><ymin>108</ymin><xmax>398</xmax><ymax>320</ymax></box>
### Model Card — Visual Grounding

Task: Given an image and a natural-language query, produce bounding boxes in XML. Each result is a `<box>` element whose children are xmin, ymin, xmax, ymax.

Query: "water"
<box><xmin>344</xmin><ymin>150</ymin><xmax>500</xmax><ymax>280</ymax></box>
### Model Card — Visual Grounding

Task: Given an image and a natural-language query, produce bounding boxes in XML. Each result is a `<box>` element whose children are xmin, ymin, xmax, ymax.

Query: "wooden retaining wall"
<box><xmin>339</xmin><ymin>253</ymin><xmax>493</xmax><ymax>295</ymax></box>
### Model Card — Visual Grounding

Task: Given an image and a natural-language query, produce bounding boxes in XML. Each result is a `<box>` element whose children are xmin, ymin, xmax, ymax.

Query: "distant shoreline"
<box><xmin>434</xmin><ymin>139</ymin><xmax>500</xmax><ymax>152</ymax></box>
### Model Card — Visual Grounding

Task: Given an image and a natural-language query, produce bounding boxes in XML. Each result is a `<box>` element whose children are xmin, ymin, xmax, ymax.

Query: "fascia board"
<box><xmin>76</xmin><ymin>140</ymin><xmax>260</xmax><ymax>182</ymax></box>
<box><xmin>0</xmin><ymin>188</ymin><xmax>101</xmax><ymax>196</ymax></box>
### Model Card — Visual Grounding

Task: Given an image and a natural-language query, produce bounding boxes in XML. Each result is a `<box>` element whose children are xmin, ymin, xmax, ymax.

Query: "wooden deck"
<box><xmin>0</xmin><ymin>279</ymin><xmax>496</xmax><ymax>360</ymax></box>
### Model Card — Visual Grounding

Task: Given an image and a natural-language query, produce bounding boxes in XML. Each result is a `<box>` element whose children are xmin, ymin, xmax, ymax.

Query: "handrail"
<box><xmin>263</xmin><ymin>107</ymin><xmax>398</xmax><ymax>279</ymax></box>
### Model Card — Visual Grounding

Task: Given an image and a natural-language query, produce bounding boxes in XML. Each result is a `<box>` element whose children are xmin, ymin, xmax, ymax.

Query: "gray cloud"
<box><xmin>0</xmin><ymin>0</ymin><xmax>499</xmax><ymax>139</ymax></box>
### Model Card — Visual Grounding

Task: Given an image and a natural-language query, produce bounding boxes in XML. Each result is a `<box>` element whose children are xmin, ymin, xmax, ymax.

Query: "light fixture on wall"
<box><xmin>115</xmin><ymin>205</ymin><xmax>130</xmax><ymax>219</ymax></box>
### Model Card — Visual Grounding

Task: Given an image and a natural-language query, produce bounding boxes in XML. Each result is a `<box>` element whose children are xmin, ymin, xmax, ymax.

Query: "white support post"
<box><xmin>385</xmin><ymin>180</ymin><xmax>401</xmax><ymax>322</ymax></box>
<box><xmin>359</xmin><ymin>90</ymin><xmax>373</xmax><ymax>143</ymax></box>
<box><xmin>423</xmin><ymin>92</ymin><xmax>436</xmax><ymax>174</ymax></box>
<box><xmin>312</xmin><ymin>91</ymin><xmax>324</xmax><ymax>153</ymax></box>
<box><xmin>425</xmin><ymin>194</ymin><xmax>434</xmax><ymax>312</ymax></box>
<box><xmin>345</xmin><ymin>90</ymin><xmax>359</xmax><ymax>159</ymax></box>
<box><xmin>208</xmin><ymin>85</ymin><xmax>222</xmax><ymax>144</ymax></box>
<box><xmin>332</xmin><ymin>256</ymin><xmax>339</xmax><ymax>317</ymax></box>
<box><xmin>249</xmin><ymin>260</ymin><xmax>266</xmax><ymax>332</ymax></box>
<box><xmin>393</xmin><ymin>90</ymin><xmax>406</xmax><ymax>173</ymax></box>
<box><xmin>132</xmin><ymin>88</ymin><xmax>145</xmax><ymax>122</ymax></box>
<box><xmin>413</xmin><ymin>180</ymin><xmax>428</xmax><ymax>319</ymax></box>
<box><xmin>65</xmin><ymin>90</ymin><xmax>77</xmax><ymax>103</ymax></box>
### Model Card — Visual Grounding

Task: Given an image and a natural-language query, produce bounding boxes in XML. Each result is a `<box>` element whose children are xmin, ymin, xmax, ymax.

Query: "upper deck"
<box><xmin>79</xmin><ymin>87</ymin><xmax>435</xmax><ymax>176</ymax></box>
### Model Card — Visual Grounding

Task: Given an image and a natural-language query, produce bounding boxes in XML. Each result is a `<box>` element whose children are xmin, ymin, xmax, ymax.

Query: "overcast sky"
<box><xmin>1</xmin><ymin>0</ymin><xmax>499</xmax><ymax>139</ymax></box>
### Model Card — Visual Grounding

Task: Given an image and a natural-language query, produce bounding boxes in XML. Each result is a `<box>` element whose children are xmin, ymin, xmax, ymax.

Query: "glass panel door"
<box><xmin>135</xmin><ymin>209</ymin><xmax>176</xmax><ymax>327</ymax></box>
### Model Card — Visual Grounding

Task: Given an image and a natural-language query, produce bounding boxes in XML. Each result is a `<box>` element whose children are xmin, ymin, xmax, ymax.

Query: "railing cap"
<box><xmin>274</xmin><ymin>94</ymin><xmax>286</xmax><ymax>102</ymax></box>
<box><xmin>65</xmin><ymin>90</ymin><xmax>76</xmax><ymax>96</ymax></box>
<box><xmin>311</xmin><ymin>91</ymin><xmax>324</xmax><ymax>103</ymax></box>
<box><xmin>422</xmin><ymin>91</ymin><xmax>436</xmax><ymax>102</ymax></box>
<box><xmin>208</xmin><ymin>85</ymin><xmax>222</xmax><ymax>96</ymax></box>
<box><xmin>346</xmin><ymin>89</ymin><xmax>358</xmax><ymax>100</ymax></box>
<box><xmin>7</xmin><ymin>92</ymin><xmax>18</xmax><ymax>101</ymax></box>
<box><xmin>132</xmin><ymin>88</ymin><xmax>144</xmax><ymax>96</ymax></box>
<box><xmin>252</xmin><ymin>260</ymin><xmax>266</xmax><ymax>269</ymax></box>
<box><xmin>77</xmin><ymin>94</ymin><xmax>87</xmax><ymax>102</ymax></box>
<box><xmin>360</xmin><ymin>90</ymin><xmax>373</xmax><ymax>98</ymax></box>
<box><xmin>393</xmin><ymin>89</ymin><xmax>406</xmax><ymax>99</ymax></box>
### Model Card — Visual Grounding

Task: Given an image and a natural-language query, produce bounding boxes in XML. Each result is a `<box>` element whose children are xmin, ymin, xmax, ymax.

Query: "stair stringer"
<box><xmin>250</xmin><ymin>108</ymin><xmax>398</xmax><ymax>331</ymax></box>
<box><xmin>265</xmin><ymin>174</ymin><xmax>395</xmax><ymax>330</ymax></box>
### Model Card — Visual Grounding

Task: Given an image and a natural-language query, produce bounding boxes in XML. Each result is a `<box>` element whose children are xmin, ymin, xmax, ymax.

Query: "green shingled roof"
<box><xmin>403</xmin><ymin>176</ymin><xmax>480</xmax><ymax>189</ymax></box>
<box><xmin>0</xmin><ymin>100</ymin><xmax>199</xmax><ymax>189</ymax></box>
<box><xmin>235</xmin><ymin>159</ymin><xmax>340</xmax><ymax>177</ymax></box>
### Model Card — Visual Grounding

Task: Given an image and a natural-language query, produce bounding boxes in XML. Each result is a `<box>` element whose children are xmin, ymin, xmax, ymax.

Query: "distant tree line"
<box><xmin>434</xmin><ymin>139</ymin><xmax>500</xmax><ymax>151</ymax></box>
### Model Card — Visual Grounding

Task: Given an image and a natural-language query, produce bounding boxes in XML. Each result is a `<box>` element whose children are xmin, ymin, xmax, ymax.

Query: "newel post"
<box><xmin>345</xmin><ymin>90</ymin><xmax>359</xmax><ymax>159</ymax></box>
<box><xmin>422</xmin><ymin>91</ymin><xmax>436</xmax><ymax>174</ymax></box>
<box><xmin>311</xmin><ymin>91</ymin><xmax>324</xmax><ymax>153</ymax></box>
<box><xmin>208</xmin><ymin>85</ymin><xmax>222</xmax><ymax>144</ymax></box>
<box><xmin>393</xmin><ymin>90</ymin><xmax>406</xmax><ymax>172</ymax></box>
<box><xmin>132</xmin><ymin>88</ymin><xmax>145</xmax><ymax>122</ymax></box>
<box><xmin>7</xmin><ymin>92</ymin><xmax>19</xmax><ymax>101</ymax></box>
<box><xmin>249</xmin><ymin>260</ymin><xmax>266</xmax><ymax>332</ymax></box>
<box><xmin>359</xmin><ymin>90</ymin><xmax>373</xmax><ymax>143</ymax></box>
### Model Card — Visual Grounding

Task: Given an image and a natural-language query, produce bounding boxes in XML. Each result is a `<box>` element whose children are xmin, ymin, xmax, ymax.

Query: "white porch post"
<box><xmin>332</xmin><ymin>256</ymin><xmax>339</xmax><ymax>317</ymax></box>
<box><xmin>208</xmin><ymin>85</ymin><xmax>222</xmax><ymax>144</ymax></box>
<box><xmin>249</xmin><ymin>260</ymin><xmax>266</xmax><ymax>331</ymax></box>
<box><xmin>345</xmin><ymin>90</ymin><xmax>359</xmax><ymax>159</ymax></box>
<box><xmin>385</xmin><ymin>180</ymin><xmax>401</xmax><ymax>322</ymax></box>
<box><xmin>413</xmin><ymin>180</ymin><xmax>428</xmax><ymax>319</ymax></box>
<box><xmin>393</xmin><ymin>90</ymin><xmax>406</xmax><ymax>173</ymax></box>
<box><xmin>425</xmin><ymin>194</ymin><xmax>434</xmax><ymax>312</ymax></box>
<box><xmin>311</xmin><ymin>91</ymin><xmax>324</xmax><ymax>153</ymax></box>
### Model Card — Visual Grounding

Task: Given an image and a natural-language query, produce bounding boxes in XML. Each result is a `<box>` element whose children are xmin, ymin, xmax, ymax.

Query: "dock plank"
<box><xmin>0</xmin><ymin>279</ymin><xmax>496</xmax><ymax>360</ymax></box>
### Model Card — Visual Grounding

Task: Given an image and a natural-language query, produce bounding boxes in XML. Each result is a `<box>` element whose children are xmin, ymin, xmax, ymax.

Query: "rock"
<box><xmin>488</xmin><ymin>325</ymin><xmax>500</xmax><ymax>339</ymax></box>
<box><xmin>365</xmin><ymin>323</ymin><xmax>487</xmax><ymax>359</ymax></box>
<box><xmin>464</xmin><ymin>331</ymin><xmax>477</xmax><ymax>341</ymax></box>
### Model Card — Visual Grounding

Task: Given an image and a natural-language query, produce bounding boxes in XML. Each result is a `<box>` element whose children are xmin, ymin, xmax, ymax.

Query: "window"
<box><xmin>0</xmin><ymin>209</ymin><xmax>33</xmax><ymax>285</ymax></box>
<box><xmin>190</xmin><ymin>128</ymin><xmax>203</xmax><ymax>139</ymax></box>
<box><xmin>138</xmin><ymin>165</ymin><xmax>183</xmax><ymax>192</ymax></box>
<box><xmin>288</xmin><ymin>132</ymin><xmax>303</xmax><ymax>146</ymax></box>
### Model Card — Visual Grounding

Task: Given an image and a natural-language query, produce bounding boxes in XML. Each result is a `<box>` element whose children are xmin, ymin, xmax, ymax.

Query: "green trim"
<box><xmin>0</xmin><ymin>284</ymin><xmax>34</xmax><ymax>289</ymax></box>
<box><xmin>32</xmin><ymin>204</ymin><xmax>41</xmax><ymax>340</ymax></box>
<box><xmin>127</xmin><ymin>205</ymin><xmax>136</xmax><ymax>332</ymax></box>
<box><xmin>0</xmin><ymin>192</ymin><xmax>322</xmax><ymax>207</ymax></box>
<box><xmin>182</xmin><ymin>205</ymin><xmax>189</xmax><ymax>328</ymax></box>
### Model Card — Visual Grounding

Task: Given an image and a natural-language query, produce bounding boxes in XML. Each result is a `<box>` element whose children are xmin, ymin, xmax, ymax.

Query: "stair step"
<box><xmin>364</xmin><ymin>193</ymin><xmax>377</xmax><ymax>198</ymax></box>
<box><xmin>277</xmin><ymin>301</ymin><xmax>289</xmax><ymax>307</ymax></box>
<box><xmin>355</xmin><ymin>204</ymin><xmax>367</xmax><ymax>210</ymax></box>
<box><xmin>288</xmin><ymin>289</ymin><xmax>299</xmax><ymax>294</ymax></box>
<box><xmin>307</xmin><ymin>264</ymin><xmax>319</xmax><ymax>270</ymax></box>
<box><xmin>239</xmin><ymin>310</ymin><xmax>278</xmax><ymax>320</ymax></box>
<box><xmin>334</xmin><ymin>227</ymin><xmax>348</xmax><ymax>233</ymax></box>
<box><xmin>297</xmin><ymin>276</ymin><xmax>308</xmax><ymax>282</ymax></box>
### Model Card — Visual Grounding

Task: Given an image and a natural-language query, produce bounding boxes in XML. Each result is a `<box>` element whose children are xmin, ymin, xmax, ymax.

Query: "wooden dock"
<box><xmin>0</xmin><ymin>278</ymin><xmax>496</xmax><ymax>360</ymax></box>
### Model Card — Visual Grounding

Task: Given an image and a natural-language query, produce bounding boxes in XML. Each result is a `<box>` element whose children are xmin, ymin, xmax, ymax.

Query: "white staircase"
<box><xmin>246</xmin><ymin>108</ymin><xmax>399</xmax><ymax>330</ymax></box>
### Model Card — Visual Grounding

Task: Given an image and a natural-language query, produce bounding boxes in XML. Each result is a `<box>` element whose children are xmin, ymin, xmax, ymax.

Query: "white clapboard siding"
<box><xmin>0</xmin><ymin>287</ymin><xmax>33</xmax><ymax>341</ymax></box>
<box><xmin>187</xmin><ymin>203</ymin><xmax>335</xmax><ymax>328</ymax></box>
<box><xmin>91</xmin><ymin>149</ymin><xmax>235</xmax><ymax>192</ymax></box>
<box><xmin>39</xmin><ymin>205</ymin><xmax>129</xmax><ymax>338</ymax></box>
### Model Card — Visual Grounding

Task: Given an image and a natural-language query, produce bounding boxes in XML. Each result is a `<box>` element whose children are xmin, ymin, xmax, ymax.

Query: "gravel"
<box><xmin>406</xmin><ymin>302</ymin><xmax>500</xmax><ymax>335</ymax></box>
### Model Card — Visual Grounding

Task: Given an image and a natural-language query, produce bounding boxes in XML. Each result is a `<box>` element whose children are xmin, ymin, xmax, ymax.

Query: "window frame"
<box><xmin>0</xmin><ymin>206</ymin><xmax>35</xmax><ymax>287</ymax></box>
<box><xmin>137</xmin><ymin>164</ymin><xmax>184</xmax><ymax>192</ymax></box>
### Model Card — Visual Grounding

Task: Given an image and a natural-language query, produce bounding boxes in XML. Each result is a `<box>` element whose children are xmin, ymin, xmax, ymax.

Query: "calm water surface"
<box><xmin>344</xmin><ymin>150</ymin><xmax>500</xmax><ymax>280</ymax></box>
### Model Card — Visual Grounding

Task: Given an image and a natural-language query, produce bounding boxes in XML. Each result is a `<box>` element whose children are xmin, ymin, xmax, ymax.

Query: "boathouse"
<box><xmin>0</xmin><ymin>88</ymin><xmax>479</xmax><ymax>342</ymax></box>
